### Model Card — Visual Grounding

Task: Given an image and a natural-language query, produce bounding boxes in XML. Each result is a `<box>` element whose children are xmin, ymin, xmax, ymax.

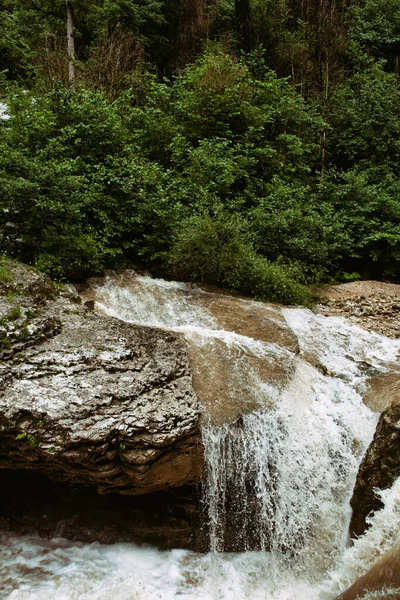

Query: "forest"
<box><xmin>1</xmin><ymin>0</ymin><xmax>400</xmax><ymax>304</ymax></box>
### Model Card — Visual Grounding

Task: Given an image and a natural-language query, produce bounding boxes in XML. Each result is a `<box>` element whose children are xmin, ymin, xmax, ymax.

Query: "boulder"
<box><xmin>349</xmin><ymin>405</ymin><xmax>400</xmax><ymax>538</ymax></box>
<box><xmin>0</xmin><ymin>261</ymin><xmax>203</xmax><ymax>496</ymax></box>
<box><xmin>363</xmin><ymin>371</ymin><xmax>400</xmax><ymax>412</ymax></box>
<box><xmin>334</xmin><ymin>543</ymin><xmax>400</xmax><ymax>600</ymax></box>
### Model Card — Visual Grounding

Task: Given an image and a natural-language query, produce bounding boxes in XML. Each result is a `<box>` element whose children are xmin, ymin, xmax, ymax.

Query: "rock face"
<box><xmin>363</xmin><ymin>371</ymin><xmax>400</xmax><ymax>412</ymax></box>
<box><xmin>81</xmin><ymin>271</ymin><xmax>300</xmax><ymax>428</ymax></box>
<box><xmin>191</xmin><ymin>292</ymin><xmax>299</xmax><ymax>426</ymax></box>
<box><xmin>349</xmin><ymin>405</ymin><xmax>400</xmax><ymax>538</ymax></box>
<box><xmin>0</xmin><ymin>260</ymin><xmax>203</xmax><ymax>497</ymax></box>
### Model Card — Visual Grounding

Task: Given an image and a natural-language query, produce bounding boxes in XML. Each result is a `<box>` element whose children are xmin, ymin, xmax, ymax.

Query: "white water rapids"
<box><xmin>2</xmin><ymin>273</ymin><xmax>400</xmax><ymax>599</ymax></box>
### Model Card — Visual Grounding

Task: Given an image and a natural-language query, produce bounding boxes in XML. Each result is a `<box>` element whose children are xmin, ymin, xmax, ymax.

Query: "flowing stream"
<box><xmin>1</xmin><ymin>272</ymin><xmax>400</xmax><ymax>599</ymax></box>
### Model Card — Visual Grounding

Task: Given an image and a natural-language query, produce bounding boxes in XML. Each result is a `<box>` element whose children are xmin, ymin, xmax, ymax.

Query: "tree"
<box><xmin>348</xmin><ymin>0</ymin><xmax>400</xmax><ymax>72</ymax></box>
<box><xmin>328</xmin><ymin>63</ymin><xmax>400</xmax><ymax>170</ymax></box>
<box><xmin>65</xmin><ymin>0</ymin><xmax>75</xmax><ymax>84</ymax></box>
<box><xmin>0</xmin><ymin>0</ymin><xmax>165</xmax><ymax>86</ymax></box>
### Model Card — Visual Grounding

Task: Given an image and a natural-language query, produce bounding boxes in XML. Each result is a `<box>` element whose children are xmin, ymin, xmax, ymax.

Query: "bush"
<box><xmin>168</xmin><ymin>212</ymin><xmax>312</xmax><ymax>305</ymax></box>
<box><xmin>0</xmin><ymin>86</ymin><xmax>182</xmax><ymax>279</ymax></box>
<box><xmin>249</xmin><ymin>180</ymin><xmax>350</xmax><ymax>282</ymax></box>
<box><xmin>317</xmin><ymin>169</ymin><xmax>400</xmax><ymax>279</ymax></box>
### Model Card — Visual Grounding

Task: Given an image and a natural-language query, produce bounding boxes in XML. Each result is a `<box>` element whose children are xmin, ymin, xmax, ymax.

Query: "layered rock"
<box><xmin>0</xmin><ymin>261</ymin><xmax>203</xmax><ymax>497</ymax></box>
<box><xmin>349</xmin><ymin>405</ymin><xmax>400</xmax><ymax>538</ymax></box>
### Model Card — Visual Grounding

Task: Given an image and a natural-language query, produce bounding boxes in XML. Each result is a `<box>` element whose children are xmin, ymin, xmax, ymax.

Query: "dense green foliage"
<box><xmin>169</xmin><ymin>212</ymin><xmax>312</xmax><ymax>304</ymax></box>
<box><xmin>1</xmin><ymin>0</ymin><xmax>400</xmax><ymax>303</ymax></box>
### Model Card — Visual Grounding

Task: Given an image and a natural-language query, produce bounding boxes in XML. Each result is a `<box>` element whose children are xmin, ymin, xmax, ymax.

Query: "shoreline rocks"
<box><xmin>349</xmin><ymin>405</ymin><xmax>400</xmax><ymax>539</ymax></box>
<box><xmin>315</xmin><ymin>280</ymin><xmax>400</xmax><ymax>339</ymax></box>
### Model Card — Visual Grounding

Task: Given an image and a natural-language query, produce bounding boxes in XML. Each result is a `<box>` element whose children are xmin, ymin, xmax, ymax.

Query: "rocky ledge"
<box><xmin>0</xmin><ymin>260</ymin><xmax>203</xmax><ymax>497</ymax></box>
<box><xmin>349</xmin><ymin>405</ymin><xmax>400</xmax><ymax>539</ymax></box>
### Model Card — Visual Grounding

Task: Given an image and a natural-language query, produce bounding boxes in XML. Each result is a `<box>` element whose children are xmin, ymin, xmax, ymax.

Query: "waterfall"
<box><xmin>2</xmin><ymin>271</ymin><xmax>400</xmax><ymax>599</ymax></box>
<box><xmin>323</xmin><ymin>479</ymin><xmax>400</xmax><ymax>599</ymax></box>
<box><xmin>202</xmin><ymin>363</ymin><xmax>367</xmax><ymax>562</ymax></box>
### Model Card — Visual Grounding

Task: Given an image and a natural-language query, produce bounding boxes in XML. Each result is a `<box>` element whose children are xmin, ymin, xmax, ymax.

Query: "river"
<box><xmin>1</xmin><ymin>272</ymin><xmax>400</xmax><ymax>599</ymax></box>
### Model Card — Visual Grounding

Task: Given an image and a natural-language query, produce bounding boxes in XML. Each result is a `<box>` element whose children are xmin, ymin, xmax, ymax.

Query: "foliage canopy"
<box><xmin>1</xmin><ymin>0</ymin><xmax>400</xmax><ymax>301</ymax></box>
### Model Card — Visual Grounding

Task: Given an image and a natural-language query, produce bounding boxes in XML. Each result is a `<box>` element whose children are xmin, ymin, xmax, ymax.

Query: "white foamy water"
<box><xmin>0</xmin><ymin>102</ymin><xmax>10</xmax><ymax>121</ymax></box>
<box><xmin>0</xmin><ymin>533</ymin><xmax>323</xmax><ymax>599</ymax></box>
<box><xmin>2</xmin><ymin>273</ymin><xmax>400</xmax><ymax>599</ymax></box>
<box><xmin>202</xmin><ymin>361</ymin><xmax>372</xmax><ymax>562</ymax></box>
<box><xmin>324</xmin><ymin>479</ymin><xmax>400</xmax><ymax>598</ymax></box>
<box><xmin>2</xmin><ymin>483</ymin><xmax>400</xmax><ymax>600</ymax></box>
<box><xmin>94</xmin><ymin>273</ymin><xmax>219</xmax><ymax>331</ymax></box>
<box><xmin>283</xmin><ymin>309</ymin><xmax>400</xmax><ymax>382</ymax></box>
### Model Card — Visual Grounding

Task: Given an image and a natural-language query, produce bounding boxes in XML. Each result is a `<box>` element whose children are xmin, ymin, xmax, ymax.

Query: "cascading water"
<box><xmin>202</xmin><ymin>364</ymin><xmax>367</xmax><ymax>562</ymax></box>
<box><xmin>1</xmin><ymin>271</ymin><xmax>400</xmax><ymax>600</ymax></box>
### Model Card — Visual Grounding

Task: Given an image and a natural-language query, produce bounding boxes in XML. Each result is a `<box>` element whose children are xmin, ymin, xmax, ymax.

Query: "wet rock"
<box><xmin>84</xmin><ymin>299</ymin><xmax>95</xmax><ymax>310</ymax></box>
<box><xmin>363</xmin><ymin>371</ymin><xmax>400</xmax><ymax>412</ymax></box>
<box><xmin>188</xmin><ymin>335</ymin><xmax>295</xmax><ymax>427</ymax></box>
<box><xmin>0</xmin><ymin>264</ymin><xmax>203</xmax><ymax>496</ymax></box>
<box><xmin>81</xmin><ymin>272</ymin><xmax>300</xmax><ymax>427</ymax></box>
<box><xmin>193</xmin><ymin>296</ymin><xmax>299</xmax><ymax>425</ymax></box>
<box><xmin>334</xmin><ymin>542</ymin><xmax>400</xmax><ymax>600</ymax></box>
<box><xmin>200</xmin><ymin>294</ymin><xmax>299</xmax><ymax>353</ymax></box>
<box><xmin>349</xmin><ymin>406</ymin><xmax>400</xmax><ymax>538</ymax></box>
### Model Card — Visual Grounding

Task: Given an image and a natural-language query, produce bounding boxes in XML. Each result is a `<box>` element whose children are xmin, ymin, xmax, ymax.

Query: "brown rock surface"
<box><xmin>186</xmin><ymin>291</ymin><xmax>298</xmax><ymax>426</ymax></box>
<box><xmin>188</xmin><ymin>337</ymin><xmax>295</xmax><ymax>426</ymax></box>
<box><xmin>199</xmin><ymin>294</ymin><xmax>299</xmax><ymax>352</ymax></box>
<box><xmin>349</xmin><ymin>406</ymin><xmax>400</xmax><ymax>539</ymax></box>
<box><xmin>363</xmin><ymin>371</ymin><xmax>400</xmax><ymax>412</ymax></box>
<box><xmin>193</xmin><ymin>294</ymin><xmax>298</xmax><ymax>425</ymax></box>
<box><xmin>334</xmin><ymin>543</ymin><xmax>400</xmax><ymax>600</ymax></box>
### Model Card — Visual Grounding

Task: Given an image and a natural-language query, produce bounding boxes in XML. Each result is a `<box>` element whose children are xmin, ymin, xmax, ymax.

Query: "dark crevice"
<box><xmin>0</xmin><ymin>469</ymin><xmax>204</xmax><ymax>550</ymax></box>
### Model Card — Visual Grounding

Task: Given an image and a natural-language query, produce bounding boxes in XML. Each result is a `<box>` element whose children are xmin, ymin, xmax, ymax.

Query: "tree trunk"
<box><xmin>66</xmin><ymin>0</ymin><xmax>75</xmax><ymax>85</ymax></box>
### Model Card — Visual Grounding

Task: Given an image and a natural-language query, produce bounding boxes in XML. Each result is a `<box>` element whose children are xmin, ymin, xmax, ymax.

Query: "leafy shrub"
<box><xmin>0</xmin><ymin>86</ymin><xmax>182</xmax><ymax>279</ymax></box>
<box><xmin>249</xmin><ymin>180</ymin><xmax>350</xmax><ymax>282</ymax></box>
<box><xmin>168</xmin><ymin>212</ymin><xmax>311</xmax><ymax>305</ymax></box>
<box><xmin>318</xmin><ymin>169</ymin><xmax>400</xmax><ymax>279</ymax></box>
<box><xmin>343</xmin><ymin>272</ymin><xmax>361</xmax><ymax>282</ymax></box>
